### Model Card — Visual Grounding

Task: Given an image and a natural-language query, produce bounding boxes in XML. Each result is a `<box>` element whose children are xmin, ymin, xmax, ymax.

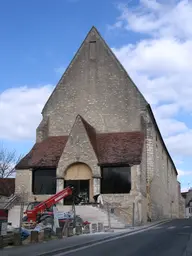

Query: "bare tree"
<box><xmin>0</xmin><ymin>144</ymin><xmax>22</xmax><ymax>178</ymax></box>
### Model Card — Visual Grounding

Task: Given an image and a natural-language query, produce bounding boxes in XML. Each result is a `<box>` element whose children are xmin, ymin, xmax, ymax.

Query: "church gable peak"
<box><xmin>42</xmin><ymin>26</ymin><xmax>147</xmax><ymax>114</ymax></box>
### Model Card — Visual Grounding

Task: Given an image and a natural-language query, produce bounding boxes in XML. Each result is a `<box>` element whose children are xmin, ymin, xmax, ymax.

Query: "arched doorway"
<box><xmin>64</xmin><ymin>163</ymin><xmax>93</xmax><ymax>205</ymax></box>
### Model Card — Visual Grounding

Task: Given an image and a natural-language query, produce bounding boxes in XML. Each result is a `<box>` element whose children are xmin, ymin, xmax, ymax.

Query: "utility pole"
<box><xmin>132</xmin><ymin>202</ymin><xmax>135</xmax><ymax>227</ymax></box>
<box><xmin>72</xmin><ymin>196</ymin><xmax>76</xmax><ymax>228</ymax></box>
<box><xmin>107</xmin><ymin>203</ymin><xmax>111</xmax><ymax>230</ymax></box>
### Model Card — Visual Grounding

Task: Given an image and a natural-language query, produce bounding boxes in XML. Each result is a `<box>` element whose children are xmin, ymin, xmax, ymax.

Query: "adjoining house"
<box><xmin>178</xmin><ymin>182</ymin><xmax>185</xmax><ymax>218</ymax></box>
<box><xmin>0</xmin><ymin>178</ymin><xmax>15</xmax><ymax>208</ymax></box>
<box><xmin>182</xmin><ymin>189</ymin><xmax>192</xmax><ymax>218</ymax></box>
<box><xmin>15</xmin><ymin>26</ymin><xmax>182</xmax><ymax>224</ymax></box>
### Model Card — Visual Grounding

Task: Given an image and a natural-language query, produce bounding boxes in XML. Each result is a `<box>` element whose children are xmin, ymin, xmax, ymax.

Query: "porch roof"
<box><xmin>16</xmin><ymin>131</ymin><xmax>144</xmax><ymax>169</ymax></box>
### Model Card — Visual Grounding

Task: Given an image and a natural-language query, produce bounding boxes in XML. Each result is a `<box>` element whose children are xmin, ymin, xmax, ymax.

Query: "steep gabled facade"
<box><xmin>36</xmin><ymin>26</ymin><xmax>147</xmax><ymax>141</ymax></box>
<box><xmin>15</xmin><ymin>26</ymin><xmax>180</xmax><ymax>224</ymax></box>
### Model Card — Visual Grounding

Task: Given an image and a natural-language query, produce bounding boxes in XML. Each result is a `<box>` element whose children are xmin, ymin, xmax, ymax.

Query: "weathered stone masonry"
<box><xmin>15</xmin><ymin>26</ymin><xmax>181</xmax><ymax>223</ymax></box>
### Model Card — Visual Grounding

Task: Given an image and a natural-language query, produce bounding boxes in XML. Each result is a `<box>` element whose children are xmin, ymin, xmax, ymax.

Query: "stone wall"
<box><xmin>179</xmin><ymin>195</ymin><xmax>185</xmax><ymax>218</ymax></box>
<box><xmin>102</xmin><ymin>163</ymin><xmax>148</xmax><ymax>225</ymax></box>
<box><xmin>142</xmin><ymin>109</ymin><xmax>179</xmax><ymax>220</ymax></box>
<box><xmin>56</xmin><ymin>115</ymin><xmax>101</xmax><ymax>198</ymax></box>
<box><xmin>15</xmin><ymin>169</ymin><xmax>54</xmax><ymax>203</ymax></box>
<box><xmin>37</xmin><ymin>28</ymin><xmax>146</xmax><ymax>142</ymax></box>
<box><xmin>15</xmin><ymin>169</ymin><xmax>32</xmax><ymax>198</ymax></box>
<box><xmin>15</xmin><ymin>28</ymin><xmax>179</xmax><ymax>224</ymax></box>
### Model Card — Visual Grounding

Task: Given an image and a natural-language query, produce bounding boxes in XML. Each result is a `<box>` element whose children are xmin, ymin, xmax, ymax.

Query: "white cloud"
<box><xmin>115</xmin><ymin>0</ymin><xmax>192</xmax><ymax>39</ymax></box>
<box><xmin>154</xmin><ymin>104</ymin><xmax>179</xmax><ymax>118</ymax></box>
<box><xmin>178</xmin><ymin>169</ymin><xmax>192</xmax><ymax>177</ymax></box>
<box><xmin>165</xmin><ymin>131</ymin><xmax>192</xmax><ymax>156</ymax></box>
<box><xmin>181</xmin><ymin>187</ymin><xmax>189</xmax><ymax>193</ymax></box>
<box><xmin>112</xmin><ymin>39</ymin><xmax>192</xmax><ymax>108</ymax></box>
<box><xmin>0</xmin><ymin>85</ymin><xmax>53</xmax><ymax>140</ymax></box>
<box><xmin>110</xmin><ymin>0</ymin><xmax>192</xmax><ymax>157</ymax></box>
<box><xmin>156</xmin><ymin>118</ymin><xmax>188</xmax><ymax>138</ymax></box>
<box><xmin>173</xmin><ymin>158</ymin><xmax>183</xmax><ymax>165</ymax></box>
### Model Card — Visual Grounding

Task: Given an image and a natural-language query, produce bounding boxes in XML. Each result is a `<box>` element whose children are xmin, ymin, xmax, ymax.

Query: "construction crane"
<box><xmin>23</xmin><ymin>186</ymin><xmax>75</xmax><ymax>225</ymax></box>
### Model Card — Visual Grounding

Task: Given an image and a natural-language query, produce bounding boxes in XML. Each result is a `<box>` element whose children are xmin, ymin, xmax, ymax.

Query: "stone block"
<box><xmin>83</xmin><ymin>224</ymin><xmax>90</xmax><ymax>234</ymax></box>
<box><xmin>62</xmin><ymin>221</ymin><xmax>69</xmax><ymax>237</ymax></box>
<box><xmin>0</xmin><ymin>236</ymin><xmax>3</xmax><ymax>248</ymax></box>
<box><xmin>44</xmin><ymin>229</ymin><xmax>51</xmax><ymax>240</ymax></box>
<box><xmin>13</xmin><ymin>233</ymin><xmax>22</xmax><ymax>246</ymax></box>
<box><xmin>56</xmin><ymin>227</ymin><xmax>62</xmax><ymax>239</ymax></box>
<box><xmin>30</xmin><ymin>231</ymin><xmax>39</xmax><ymax>243</ymax></box>
<box><xmin>98</xmin><ymin>222</ymin><xmax>104</xmax><ymax>232</ymax></box>
<box><xmin>92</xmin><ymin>223</ymin><xmax>97</xmax><ymax>233</ymax></box>
<box><xmin>75</xmin><ymin>225</ymin><xmax>82</xmax><ymax>235</ymax></box>
<box><xmin>67</xmin><ymin>227</ymin><xmax>73</xmax><ymax>237</ymax></box>
<box><xmin>38</xmin><ymin>231</ymin><xmax>44</xmax><ymax>242</ymax></box>
<box><xmin>104</xmin><ymin>226</ymin><xmax>110</xmax><ymax>232</ymax></box>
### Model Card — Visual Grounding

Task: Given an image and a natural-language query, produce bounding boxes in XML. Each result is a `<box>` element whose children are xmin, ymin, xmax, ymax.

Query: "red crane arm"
<box><xmin>26</xmin><ymin>186</ymin><xmax>74</xmax><ymax>222</ymax></box>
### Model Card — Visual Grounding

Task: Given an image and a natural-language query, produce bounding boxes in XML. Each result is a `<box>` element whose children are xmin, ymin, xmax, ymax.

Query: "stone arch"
<box><xmin>64</xmin><ymin>162</ymin><xmax>94</xmax><ymax>202</ymax></box>
<box><xmin>64</xmin><ymin>162</ymin><xmax>92</xmax><ymax>180</ymax></box>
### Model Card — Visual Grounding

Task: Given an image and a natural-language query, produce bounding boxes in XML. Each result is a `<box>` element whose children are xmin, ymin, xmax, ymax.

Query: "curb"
<box><xmin>38</xmin><ymin>219</ymin><xmax>170</xmax><ymax>256</ymax></box>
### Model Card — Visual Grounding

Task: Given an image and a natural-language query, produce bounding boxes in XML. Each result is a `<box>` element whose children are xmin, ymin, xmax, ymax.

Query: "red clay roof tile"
<box><xmin>15</xmin><ymin>136</ymin><xmax>68</xmax><ymax>169</ymax></box>
<box><xmin>97</xmin><ymin>132</ymin><xmax>144</xmax><ymax>165</ymax></box>
<box><xmin>16</xmin><ymin>130</ymin><xmax>144</xmax><ymax>169</ymax></box>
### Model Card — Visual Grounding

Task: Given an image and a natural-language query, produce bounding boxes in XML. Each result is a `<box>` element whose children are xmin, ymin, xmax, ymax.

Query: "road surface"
<box><xmin>56</xmin><ymin>219</ymin><xmax>192</xmax><ymax>256</ymax></box>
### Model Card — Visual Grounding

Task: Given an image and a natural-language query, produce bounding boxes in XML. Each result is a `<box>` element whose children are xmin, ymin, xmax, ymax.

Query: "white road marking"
<box><xmin>167</xmin><ymin>226</ymin><xmax>176</xmax><ymax>229</ymax></box>
<box><xmin>183</xmin><ymin>226</ymin><xmax>190</xmax><ymax>229</ymax></box>
<box><xmin>50</xmin><ymin>222</ymin><xmax>171</xmax><ymax>256</ymax></box>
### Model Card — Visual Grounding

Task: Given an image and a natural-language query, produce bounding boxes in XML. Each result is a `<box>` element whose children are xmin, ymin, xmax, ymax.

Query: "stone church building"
<box><xmin>15</xmin><ymin>27</ymin><xmax>181</xmax><ymax>224</ymax></box>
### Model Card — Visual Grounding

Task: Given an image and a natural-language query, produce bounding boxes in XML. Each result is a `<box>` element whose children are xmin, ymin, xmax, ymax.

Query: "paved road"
<box><xmin>57</xmin><ymin>219</ymin><xmax>192</xmax><ymax>256</ymax></box>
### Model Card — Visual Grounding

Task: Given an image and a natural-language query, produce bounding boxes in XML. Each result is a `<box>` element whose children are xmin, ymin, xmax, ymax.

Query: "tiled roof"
<box><xmin>16</xmin><ymin>127</ymin><xmax>144</xmax><ymax>169</ymax></box>
<box><xmin>181</xmin><ymin>192</ymin><xmax>187</xmax><ymax>199</ymax></box>
<box><xmin>97</xmin><ymin>132</ymin><xmax>144</xmax><ymax>166</ymax></box>
<box><xmin>0</xmin><ymin>178</ymin><xmax>15</xmax><ymax>197</ymax></box>
<box><xmin>15</xmin><ymin>136</ymin><xmax>68</xmax><ymax>169</ymax></box>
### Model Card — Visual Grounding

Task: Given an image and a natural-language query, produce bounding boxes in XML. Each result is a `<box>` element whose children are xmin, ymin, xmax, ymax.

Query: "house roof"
<box><xmin>181</xmin><ymin>192</ymin><xmax>187</xmax><ymax>199</ymax></box>
<box><xmin>15</xmin><ymin>136</ymin><xmax>68</xmax><ymax>169</ymax></box>
<box><xmin>16</xmin><ymin>131</ymin><xmax>144</xmax><ymax>169</ymax></box>
<box><xmin>0</xmin><ymin>178</ymin><xmax>15</xmax><ymax>197</ymax></box>
<box><xmin>97</xmin><ymin>132</ymin><xmax>144</xmax><ymax>166</ymax></box>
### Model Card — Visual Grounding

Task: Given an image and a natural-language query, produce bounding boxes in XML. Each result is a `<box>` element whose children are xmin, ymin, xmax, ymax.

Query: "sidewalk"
<box><xmin>1</xmin><ymin>219</ymin><xmax>170</xmax><ymax>256</ymax></box>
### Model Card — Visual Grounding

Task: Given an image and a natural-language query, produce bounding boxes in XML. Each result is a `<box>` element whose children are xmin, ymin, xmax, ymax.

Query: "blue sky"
<box><xmin>0</xmin><ymin>0</ymin><xmax>192</xmax><ymax>191</ymax></box>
